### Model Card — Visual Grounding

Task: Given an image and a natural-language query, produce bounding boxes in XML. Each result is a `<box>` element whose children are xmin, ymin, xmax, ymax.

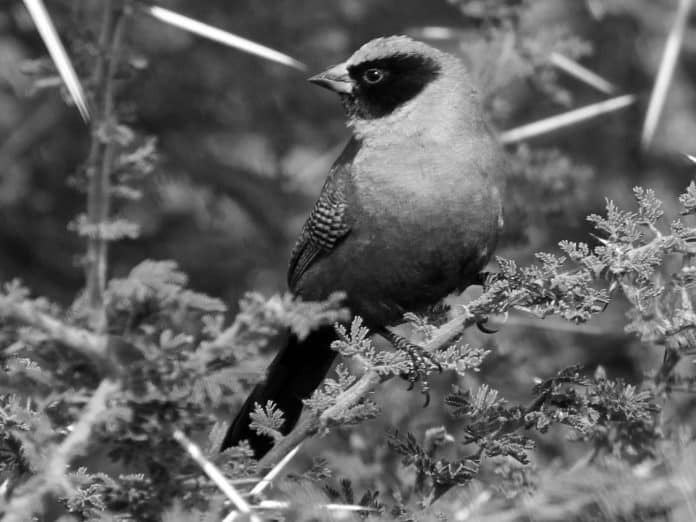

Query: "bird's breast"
<box><xmin>351</xmin><ymin>140</ymin><xmax>500</xmax><ymax>242</ymax></box>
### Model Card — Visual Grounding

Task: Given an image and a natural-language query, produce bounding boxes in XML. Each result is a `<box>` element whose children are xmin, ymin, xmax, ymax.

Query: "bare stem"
<box><xmin>84</xmin><ymin>0</ymin><xmax>126</xmax><ymax>329</ymax></box>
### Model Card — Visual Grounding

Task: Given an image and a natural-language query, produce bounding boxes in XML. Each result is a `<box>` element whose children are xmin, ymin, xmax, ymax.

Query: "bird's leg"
<box><xmin>378</xmin><ymin>328</ymin><xmax>442</xmax><ymax>405</ymax></box>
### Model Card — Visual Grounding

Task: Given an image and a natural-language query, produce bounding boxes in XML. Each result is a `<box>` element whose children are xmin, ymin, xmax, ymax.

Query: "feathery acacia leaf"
<box><xmin>249</xmin><ymin>401</ymin><xmax>285</xmax><ymax>442</ymax></box>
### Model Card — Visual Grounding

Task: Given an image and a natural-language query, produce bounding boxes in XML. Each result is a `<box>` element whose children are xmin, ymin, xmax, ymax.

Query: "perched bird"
<box><xmin>221</xmin><ymin>35</ymin><xmax>505</xmax><ymax>458</ymax></box>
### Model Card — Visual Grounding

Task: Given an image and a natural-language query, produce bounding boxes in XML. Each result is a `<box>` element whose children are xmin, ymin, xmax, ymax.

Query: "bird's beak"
<box><xmin>308</xmin><ymin>62</ymin><xmax>353</xmax><ymax>94</ymax></box>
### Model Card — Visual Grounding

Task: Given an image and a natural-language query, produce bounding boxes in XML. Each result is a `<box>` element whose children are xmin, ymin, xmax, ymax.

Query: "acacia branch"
<box><xmin>258</xmin><ymin>310</ymin><xmax>480</xmax><ymax>468</ymax></box>
<box><xmin>1</xmin><ymin>379</ymin><xmax>119</xmax><ymax>522</ymax></box>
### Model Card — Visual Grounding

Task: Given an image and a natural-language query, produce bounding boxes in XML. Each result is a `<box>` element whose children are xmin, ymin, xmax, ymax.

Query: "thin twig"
<box><xmin>499</xmin><ymin>94</ymin><xmax>637</xmax><ymax>144</ymax></box>
<box><xmin>1</xmin><ymin>379</ymin><xmax>118</xmax><ymax>522</ymax></box>
<box><xmin>85</xmin><ymin>1</ymin><xmax>127</xmax><ymax>329</ymax></box>
<box><xmin>641</xmin><ymin>0</ymin><xmax>693</xmax><ymax>148</ymax></box>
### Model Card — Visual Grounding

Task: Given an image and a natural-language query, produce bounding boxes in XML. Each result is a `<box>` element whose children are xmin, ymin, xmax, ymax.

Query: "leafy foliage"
<box><xmin>249</xmin><ymin>400</ymin><xmax>286</xmax><ymax>442</ymax></box>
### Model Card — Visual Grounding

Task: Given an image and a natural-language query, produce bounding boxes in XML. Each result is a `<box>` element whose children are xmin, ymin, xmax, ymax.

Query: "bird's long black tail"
<box><xmin>220</xmin><ymin>325</ymin><xmax>337</xmax><ymax>458</ymax></box>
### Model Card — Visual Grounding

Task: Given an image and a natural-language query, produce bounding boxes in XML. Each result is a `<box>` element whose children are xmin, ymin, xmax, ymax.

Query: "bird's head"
<box><xmin>309</xmin><ymin>36</ymin><xmax>481</xmax><ymax>140</ymax></box>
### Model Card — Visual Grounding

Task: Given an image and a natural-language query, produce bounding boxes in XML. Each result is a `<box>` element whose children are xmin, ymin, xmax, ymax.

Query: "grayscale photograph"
<box><xmin>0</xmin><ymin>0</ymin><xmax>694</xmax><ymax>520</ymax></box>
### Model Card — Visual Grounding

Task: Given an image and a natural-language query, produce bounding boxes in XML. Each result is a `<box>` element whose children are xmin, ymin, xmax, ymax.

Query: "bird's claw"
<box><xmin>476</xmin><ymin>318</ymin><xmax>498</xmax><ymax>334</ymax></box>
<box><xmin>394</xmin><ymin>336</ymin><xmax>442</xmax><ymax>374</ymax></box>
<box><xmin>388</xmin><ymin>334</ymin><xmax>441</xmax><ymax>406</ymax></box>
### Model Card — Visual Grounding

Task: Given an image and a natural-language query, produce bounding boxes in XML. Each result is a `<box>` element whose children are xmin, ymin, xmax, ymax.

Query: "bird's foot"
<box><xmin>381</xmin><ymin>330</ymin><xmax>442</xmax><ymax>406</ymax></box>
<box><xmin>476</xmin><ymin>318</ymin><xmax>498</xmax><ymax>334</ymax></box>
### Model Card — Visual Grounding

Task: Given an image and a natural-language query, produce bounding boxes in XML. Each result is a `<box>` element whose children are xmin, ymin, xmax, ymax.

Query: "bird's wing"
<box><xmin>287</xmin><ymin>140</ymin><xmax>358</xmax><ymax>291</ymax></box>
<box><xmin>287</xmin><ymin>174</ymin><xmax>350</xmax><ymax>291</ymax></box>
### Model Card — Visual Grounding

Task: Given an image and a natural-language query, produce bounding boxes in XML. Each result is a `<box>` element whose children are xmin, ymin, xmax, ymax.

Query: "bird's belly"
<box><xmin>319</xmin><ymin>189</ymin><xmax>498</xmax><ymax>326</ymax></box>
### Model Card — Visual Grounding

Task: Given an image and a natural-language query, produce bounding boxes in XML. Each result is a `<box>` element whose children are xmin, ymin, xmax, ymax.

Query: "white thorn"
<box><xmin>499</xmin><ymin>94</ymin><xmax>637</xmax><ymax>144</ymax></box>
<box><xmin>22</xmin><ymin>0</ymin><xmax>90</xmax><ymax>123</ymax></box>
<box><xmin>549</xmin><ymin>52</ymin><xmax>617</xmax><ymax>95</ymax></box>
<box><xmin>249</xmin><ymin>443</ymin><xmax>302</xmax><ymax>497</ymax></box>
<box><xmin>641</xmin><ymin>0</ymin><xmax>693</xmax><ymax>149</ymax></box>
<box><xmin>143</xmin><ymin>5</ymin><xmax>306</xmax><ymax>71</ymax></box>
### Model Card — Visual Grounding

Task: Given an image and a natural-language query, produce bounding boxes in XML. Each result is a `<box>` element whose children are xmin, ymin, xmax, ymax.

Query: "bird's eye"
<box><xmin>362</xmin><ymin>68</ymin><xmax>385</xmax><ymax>84</ymax></box>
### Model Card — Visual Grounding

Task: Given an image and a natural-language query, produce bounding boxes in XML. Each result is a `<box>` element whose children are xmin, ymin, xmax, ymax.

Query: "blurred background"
<box><xmin>1</xmin><ymin>0</ymin><xmax>696</xmax><ymax>511</ymax></box>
